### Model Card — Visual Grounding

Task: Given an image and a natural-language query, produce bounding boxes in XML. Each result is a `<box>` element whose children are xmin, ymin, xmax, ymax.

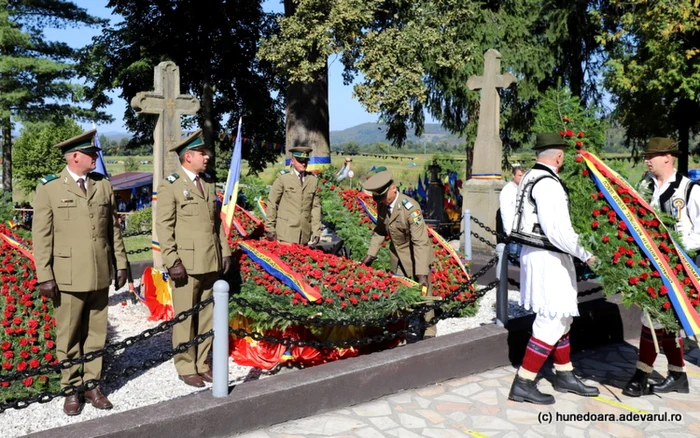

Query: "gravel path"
<box><xmin>4</xmin><ymin>284</ymin><xmax>526</xmax><ymax>437</ymax></box>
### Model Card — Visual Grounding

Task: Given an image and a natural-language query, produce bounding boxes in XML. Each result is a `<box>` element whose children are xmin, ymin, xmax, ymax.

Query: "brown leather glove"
<box><xmin>168</xmin><ymin>260</ymin><xmax>188</xmax><ymax>288</ymax></box>
<box><xmin>265</xmin><ymin>231</ymin><xmax>277</xmax><ymax>241</ymax></box>
<box><xmin>221</xmin><ymin>256</ymin><xmax>232</xmax><ymax>274</ymax></box>
<box><xmin>361</xmin><ymin>255</ymin><xmax>376</xmax><ymax>267</ymax></box>
<box><xmin>38</xmin><ymin>280</ymin><xmax>59</xmax><ymax>303</ymax></box>
<box><xmin>416</xmin><ymin>275</ymin><xmax>430</xmax><ymax>296</ymax></box>
<box><xmin>308</xmin><ymin>236</ymin><xmax>320</xmax><ymax>246</ymax></box>
<box><xmin>115</xmin><ymin>269</ymin><xmax>128</xmax><ymax>289</ymax></box>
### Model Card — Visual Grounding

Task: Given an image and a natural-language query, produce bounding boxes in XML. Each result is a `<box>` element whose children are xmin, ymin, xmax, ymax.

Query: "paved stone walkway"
<box><xmin>237</xmin><ymin>340</ymin><xmax>700</xmax><ymax>438</ymax></box>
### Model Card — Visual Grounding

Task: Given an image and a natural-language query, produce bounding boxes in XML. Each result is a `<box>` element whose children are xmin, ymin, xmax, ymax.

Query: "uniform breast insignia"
<box><xmin>410</xmin><ymin>210</ymin><xmax>422</xmax><ymax>225</ymax></box>
<box><xmin>39</xmin><ymin>174</ymin><xmax>59</xmax><ymax>185</ymax></box>
<box><xmin>279</xmin><ymin>170</ymin><xmax>289</xmax><ymax>175</ymax></box>
<box><xmin>166</xmin><ymin>173</ymin><xmax>180</xmax><ymax>183</ymax></box>
<box><xmin>401</xmin><ymin>199</ymin><xmax>414</xmax><ymax>210</ymax></box>
<box><xmin>183</xmin><ymin>189</ymin><xmax>192</xmax><ymax>199</ymax></box>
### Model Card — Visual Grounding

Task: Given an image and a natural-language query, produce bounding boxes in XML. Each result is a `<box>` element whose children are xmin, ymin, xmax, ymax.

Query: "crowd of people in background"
<box><xmin>116</xmin><ymin>191</ymin><xmax>152</xmax><ymax>212</ymax></box>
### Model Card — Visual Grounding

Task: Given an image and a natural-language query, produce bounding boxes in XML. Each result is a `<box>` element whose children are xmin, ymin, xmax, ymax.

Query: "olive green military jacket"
<box><xmin>155</xmin><ymin>171</ymin><xmax>231</xmax><ymax>274</ymax></box>
<box><xmin>367</xmin><ymin>193</ymin><xmax>432</xmax><ymax>277</ymax></box>
<box><xmin>264</xmin><ymin>170</ymin><xmax>322</xmax><ymax>244</ymax></box>
<box><xmin>32</xmin><ymin>167</ymin><xmax>128</xmax><ymax>292</ymax></box>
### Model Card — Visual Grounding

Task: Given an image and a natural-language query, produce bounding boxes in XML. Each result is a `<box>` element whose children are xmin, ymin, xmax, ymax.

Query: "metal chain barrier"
<box><xmin>0</xmin><ymin>296</ymin><xmax>214</xmax><ymax>384</ymax></box>
<box><xmin>0</xmin><ymin>331</ymin><xmax>213</xmax><ymax>413</ymax></box>
<box><xmin>126</xmin><ymin>247</ymin><xmax>152</xmax><ymax>255</ymax></box>
<box><xmin>228</xmin><ymin>279</ymin><xmax>500</xmax><ymax>350</ymax></box>
<box><xmin>121</xmin><ymin>230</ymin><xmax>152</xmax><ymax>238</ymax></box>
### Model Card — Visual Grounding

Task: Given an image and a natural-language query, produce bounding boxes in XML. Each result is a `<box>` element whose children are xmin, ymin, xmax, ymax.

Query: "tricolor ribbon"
<box><xmin>358</xmin><ymin>198</ymin><xmax>378</xmax><ymax>224</ymax></box>
<box><xmin>0</xmin><ymin>232</ymin><xmax>34</xmax><ymax>263</ymax></box>
<box><xmin>239</xmin><ymin>241</ymin><xmax>323</xmax><ymax>303</ymax></box>
<box><xmin>255</xmin><ymin>196</ymin><xmax>268</xmax><ymax>220</ymax></box>
<box><xmin>580</xmin><ymin>150</ymin><xmax>700</xmax><ymax>336</ymax></box>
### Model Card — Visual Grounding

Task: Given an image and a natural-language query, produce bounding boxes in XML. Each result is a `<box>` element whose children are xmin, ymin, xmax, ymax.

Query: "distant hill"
<box><xmin>330</xmin><ymin>123</ymin><xmax>464</xmax><ymax>146</ymax></box>
<box><xmin>102</xmin><ymin>131</ymin><xmax>131</xmax><ymax>142</ymax></box>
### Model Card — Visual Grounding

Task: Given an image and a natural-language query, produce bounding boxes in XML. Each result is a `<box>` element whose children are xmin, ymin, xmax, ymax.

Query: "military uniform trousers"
<box><xmin>170</xmin><ymin>272</ymin><xmax>218</xmax><ymax>376</ymax></box>
<box><xmin>394</xmin><ymin>265</ymin><xmax>439</xmax><ymax>338</ymax></box>
<box><xmin>55</xmin><ymin>288</ymin><xmax>109</xmax><ymax>388</ymax></box>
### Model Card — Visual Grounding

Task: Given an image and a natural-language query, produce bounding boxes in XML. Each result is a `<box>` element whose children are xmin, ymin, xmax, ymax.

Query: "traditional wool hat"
<box><xmin>170</xmin><ymin>129</ymin><xmax>209</xmax><ymax>155</ymax></box>
<box><xmin>362</xmin><ymin>170</ymin><xmax>394</xmax><ymax>201</ymax></box>
<box><xmin>644</xmin><ymin>137</ymin><xmax>679</xmax><ymax>156</ymax></box>
<box><xmin>533</xmin><ymin>132</ymin><xmax>568</xmax><ymax>150</ymax></box>
<box><xmin>54</xmin><ymin>129</ymin><xmax>101</xmax><ymax>154</ymax></box>
<box><xmin>289</xmin><ymin>146</ymin><xmax>312</xmax><ymax>160</ymax></box>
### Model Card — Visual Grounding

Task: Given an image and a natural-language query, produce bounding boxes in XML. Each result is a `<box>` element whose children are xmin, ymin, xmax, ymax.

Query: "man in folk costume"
<box><xmin>508</xmin><ymin>133</ymin><xmax>599</xmax><ymax>404</ymax></box>
<box><xmin>264</xmin><ymin>146</ymin><xmax>322</xmax><ymax>245</ymax></box>
<box><xmin>623</xmin><ymin>137</ymin><xmax>700</xmax><ymax>397</ymax></box>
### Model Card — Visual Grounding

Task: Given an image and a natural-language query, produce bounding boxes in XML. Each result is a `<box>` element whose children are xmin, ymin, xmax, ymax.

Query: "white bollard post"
<box><xmin>462</xmin><ymin>209</ymin><xmax>472</xmax><ymax>262</ymax></box>
<box><xmin>212</xmin><ymin>280</ymin><xmax>230</xmax><ymax>398</ymax></box>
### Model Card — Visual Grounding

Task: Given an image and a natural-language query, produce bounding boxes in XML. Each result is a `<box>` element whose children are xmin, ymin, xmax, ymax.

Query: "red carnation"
<box><xmin>44</xmin><ymin>353</ymin><xmax>53</xmax><ymax>362</ymax></box>
<box><xmin>340</xmin><ymin>301</ymin><xmax>348</xmax><ymax>308</ymax></box>
<box><xmin>16</xmin><ymin>361</ymin><xmax>27</xmax><ymax>371</ymax></box>
<box><xmin>349</xmin><ymin>297</ymin><xmax>359</xmax><ymax>305</ymax></box>
<box><xmin>591</xmin><ymin>221</ymin><xmax>599</xmax><ymax>229</ymax></box>
<box><xmin>1</xmin><ymin>341</ymin><xmax>10</xmax><ymax>351</ymax></box>
<box><xmin>22</xmin><ymin>377</ymin><xmax>33</xmax><ymax>387</ymax></box>
<box><xmin>2</xmin><ymin>362</ymin><xmax>11</xmax><ymax>370</ymax></box>
<box><xmin>578</xmin><ymin>131</ymin><xmax>585</xmax><ymax>138</ymax></box>
<box><xmin>663</xmin><ymin>302</ymin><xmax>671</xmax><ymax>310</ymax></box>
<box><xmin>575</xmin><ymin>141</ymin><xmax>583</xmax><ymax>148</ymax></box>
<box><xmin>46</xmin><ymin>340</ymin><xmax>55</xmax><ymax>349</ymax></box>
<box><xmin>592</xmin><ymin>210</ymin><xmax>601</xmax><ymax>217</ymax></box>
<box><xmin>628</xmin><ymin>277</ymin><xmax>639</xmax><ymax>285</ymax></box>
<box><xmin>566</xmin><ymin>129</ymin><xmax>574</xmax><ymax>137</ymax></box>
<box><xmin>640</xmin><ymin>272</ymin><xmax>648</xmax><ymax>280</ymax></box>
<box><xmin>576</xmin><ymin>156</ymin><xmax>583</xmax><ymax>163</ymax></box>
<box><xmin>625</xmin><ymin>259</ymin><xmax>635</xmax><ymax>267</ymax></box>
<box><xmin>29</xmin><ymin>359</ymin><xmax>40</xmax><ymax>369</ymax></box>
<box><xmin>660</xmin><ymin>286</ymin><xmax>668</xmax><ymax>295</ymax></box>
<box><xmin>602</xmin><ymin>236</ymin><xmax>610</xmax><ymax>243</ymax></box>
<box><xmin>582</xmin><ymin>169</ymin><xmax>589</xmax><ymax>176</ymax></box>
<box><xmin>647</xmin><ymin>287</ymin><xmax>657</xmax><ymax>298</ymax></box>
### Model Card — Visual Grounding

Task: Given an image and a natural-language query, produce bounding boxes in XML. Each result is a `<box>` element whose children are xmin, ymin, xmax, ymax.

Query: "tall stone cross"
<box><xmin>130</xmin><ymin>61</ymin><xmax>200</xmax><ymax>268</ymax></box>
<box><xmin>462</xmin><ymin>49</ymin><xmax>516</xmax><ymax>252</ymax></box>
<box><xmin>466</xmin><ymin>49</ymin><xmax>516</xmax><ymax>177</ymax></box>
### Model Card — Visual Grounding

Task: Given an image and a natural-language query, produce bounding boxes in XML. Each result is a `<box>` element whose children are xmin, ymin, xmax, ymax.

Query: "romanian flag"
<box><xmin>0</xmin><ymin>232</ymin><xmax>34</xmax><ymax>263</ymax></box>
<box><xmin>580</xmin><ymin>150</ymin><xmax>700</xmax><ymax>336</ymax></box>
<box><xmin>221</xmin><ymin>118</ymin><xmax>243</xmax><ymax>237</ymax></box>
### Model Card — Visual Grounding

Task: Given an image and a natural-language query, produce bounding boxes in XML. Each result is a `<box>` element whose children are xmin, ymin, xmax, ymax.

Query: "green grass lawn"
<box><xmin>123</xmin><ymin>234</ymin><xmax>153</xmax><ymax>262</ymax></box>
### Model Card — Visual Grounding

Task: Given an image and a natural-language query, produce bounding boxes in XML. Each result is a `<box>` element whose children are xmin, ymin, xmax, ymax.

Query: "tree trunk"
<box><xmin>2</xmin><ymin>117</ymin><xmax>12</xmax><ymax>194</ymax></box>
<box><xmin>201</xmin><ymin>78</ymin><xmax>216</xmax><ymax>173</ymax></box>
<box><xmin>285</xmin><ymin>67</ymin><xmax>330</xmax><ymax>160</ymax></box>
<box><xmin>677</xmin><ymin>99</ymin><xmax>691</xmax><ymax>175</ymax></box>
<box><xmin>283</xmin><ymin>0</ymin><xmax>330</xmax><ymax>166</ymax></box>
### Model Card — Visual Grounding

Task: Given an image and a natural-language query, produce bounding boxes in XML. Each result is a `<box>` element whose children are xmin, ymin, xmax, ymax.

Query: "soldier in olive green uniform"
<box><xmin>264</xmin><ymin>146</ymin><xmax>322</xmax><ymax>245</ymax></box>
<box><xmin>360</xmin><ymin>171</ymin><xmax>438</xmax><ymax>338</ymax></box>
<box><xmin>32</xmin><ymin>130</ymin><xmax>127</xmax><ymax>416</ymax></box>
<box><xmin>155</xmin><ymin>129</ymin><xmax>232</xmax><ymax>388</ymax></box>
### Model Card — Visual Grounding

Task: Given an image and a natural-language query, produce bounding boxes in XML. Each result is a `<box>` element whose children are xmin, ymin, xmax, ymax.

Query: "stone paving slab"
<box><xmin>237</xmin><ymin>340</ymin><xmax>700</xmax><ymax>438</ymax></box>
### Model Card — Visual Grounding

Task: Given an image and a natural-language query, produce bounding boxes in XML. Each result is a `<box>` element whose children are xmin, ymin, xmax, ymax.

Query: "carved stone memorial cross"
<box><xmin>130</xmin><ymin>61</ymin><xmax>200</xmax><ymax>268</ymax></box>
<box><xmin>467</xmin><ymin>49</ymin><xmax>516</xmax><ymax>178</ymax></box>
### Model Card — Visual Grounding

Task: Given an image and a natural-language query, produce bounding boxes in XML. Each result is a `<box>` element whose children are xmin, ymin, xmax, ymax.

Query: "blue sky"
<box><xmin>42</xmin><ymin>0</ymin><xmax>380</xmax><ymax>134</ymax></box>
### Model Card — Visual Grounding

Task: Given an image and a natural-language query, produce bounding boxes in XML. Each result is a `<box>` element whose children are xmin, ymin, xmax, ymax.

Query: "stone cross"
<box><xmin>131</xmin><ymin>61</ymin><xmax>200</xmax><ymax>268</ymax></box>
<box><xmin>467</xmin><ymin>49</ymin><xmax>516</xmax><ymax>177</ymax></box>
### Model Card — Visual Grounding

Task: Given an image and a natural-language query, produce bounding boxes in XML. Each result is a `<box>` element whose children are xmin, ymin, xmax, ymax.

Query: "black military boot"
<box><xmin>554</xmin><ymin>371</ymin><xmax>600</xmax><ymax>396</ymax></box>
<box><xmin>622</xmin><ymin>369</ymin><xmax>650</xmax><ymax>397</ymax></box>
<box><xmin>650</xmin><ymin>371</ymin><xmax>689</xmax><ymax>394</ymax></box>
<box><xmin>508</xmin><ymin>375</ymin><xmax>555</xmax><ymax>405</ymax></box>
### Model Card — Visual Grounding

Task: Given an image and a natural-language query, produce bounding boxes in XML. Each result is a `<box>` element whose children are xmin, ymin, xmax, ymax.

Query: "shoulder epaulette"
<box><xmin>39</xmin><ymin>174</ymin><xmax>59</xmax><ymax>185</ymax></box>
<box><xmin>401</xmin><ymin>198</ymin><xmax>415</xmax><ymax>210</ymax></box>
<box><xmin>166</xmin><ymin>173</ymin><xmax>180</xmax><ymax>183</ymax></box>
<box><xmin>279</xmin><ymin>170</ymin><xmax>290</xmax><ymax>175</ymax></box>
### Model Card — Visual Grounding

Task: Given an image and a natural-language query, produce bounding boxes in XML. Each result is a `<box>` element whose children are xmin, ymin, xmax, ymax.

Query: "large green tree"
<box><xmin>13</xmin><ymin>118</ymin><xmax>82</xmax><ymax>195</ymax></box>
<box><xmin>597</xmin><ymin>0</ymin><xmax>700</xmax><ymax>174</ymax></box>
<box><xmin>80</xmin><ymin>0</ymin><xmax>285</xmax><ymax>174</ymax></box>
<box><xmin>0</xmin><ymin>0</ymin><xmax>108</xmax><ymax>193</ymax></box>
<box><xmin>260</xmin><ymin>0</ymin><xmax>608</xmax><ymax>170</ymax></box>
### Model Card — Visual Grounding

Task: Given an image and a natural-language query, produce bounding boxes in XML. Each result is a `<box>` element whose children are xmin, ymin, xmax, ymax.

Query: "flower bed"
<box><xmin>0</xmin><ymin>225</ymin><xmax>58</xmax><ymax>401</ymax></box>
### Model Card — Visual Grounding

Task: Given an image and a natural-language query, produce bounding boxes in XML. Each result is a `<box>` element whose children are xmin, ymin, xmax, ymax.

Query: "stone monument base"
<box><xmin>462</xmin><ymin>179</ymin><xmax>505</xmax><ymax>252</ymax></box>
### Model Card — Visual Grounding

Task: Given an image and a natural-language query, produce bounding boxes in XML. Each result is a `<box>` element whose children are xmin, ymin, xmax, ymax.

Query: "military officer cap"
<box><xmin>362</xmin><ymin>170</ymin><xmax>394</xmax><ymax>201</ymax></box>
<box><xmin>54</xmin><ymin>129</ymin><xmax>101</xmax><ymax>154</ymax></box>
<box><xmin>289</xmin><ymin>146</ymin><xmax>312</xmax><ymax>161</ymax></box>
<box><xmin>171</xmin><ymin>129</ymin><xmax>209</xmax><ymax>155</ymax></box>
<box><xmin>644</xmin><ymin>137</ymin><xmax>679</xmax><ymax>156</ymax></box>
<box><xmin>533</xmin><ymin>132</ymin><xmax>568</xmax><ymax>150</ymax></box>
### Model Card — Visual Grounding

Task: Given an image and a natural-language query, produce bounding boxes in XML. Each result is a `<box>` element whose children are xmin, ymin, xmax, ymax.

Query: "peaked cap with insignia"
<box><xmin>54</xmin><ymin>129</ymin><xmax>101</xmax><ymax>154</ymax></box>
<box><xmin>362</xmin><ymin>170</ymin><xmax>394</xmax><ymax>201</ymax></box>
<box><xmin>289</xmin><ymin>146</ymin><xmax>312</xmax><ymax>160</ymax></box>
<box><xmin>171</xmin><ymin>129</ymin><xmax>209</xmax><ymax>155</ymax></box>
